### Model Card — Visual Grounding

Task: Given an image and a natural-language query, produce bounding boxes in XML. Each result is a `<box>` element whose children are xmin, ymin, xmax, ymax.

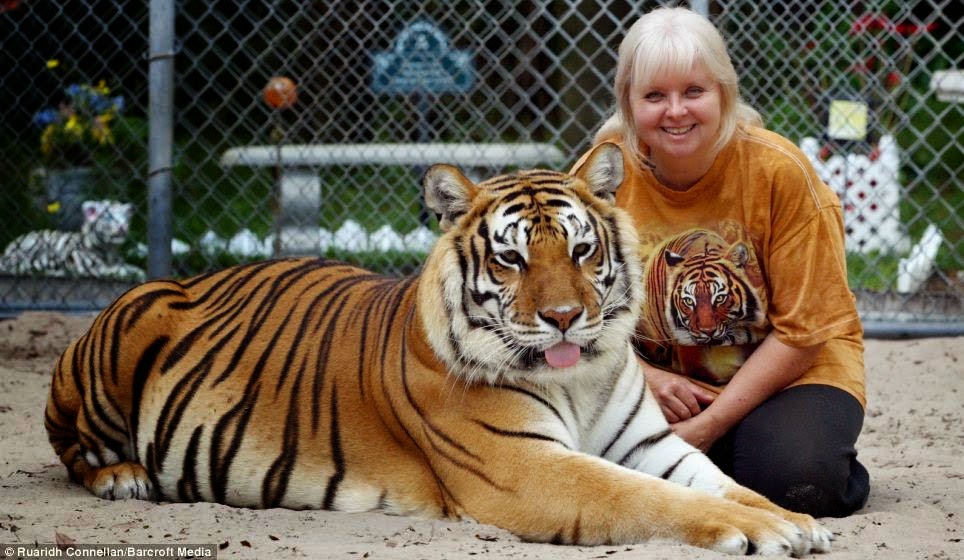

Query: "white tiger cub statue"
<box><xmin>0</xmin><ymin>200</ymin><xmax>145</xmax><ymax>282</ymax></box>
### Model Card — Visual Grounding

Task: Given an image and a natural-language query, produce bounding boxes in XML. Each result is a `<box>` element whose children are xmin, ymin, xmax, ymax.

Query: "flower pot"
<box><xmin>45</xmin><ymin>166</ymin><xmax>95</xmax><ymax>231</ymax></box>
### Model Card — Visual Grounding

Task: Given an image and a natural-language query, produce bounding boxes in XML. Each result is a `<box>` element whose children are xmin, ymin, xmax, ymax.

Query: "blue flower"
<box><xmin>65</xmin><ymin>83</ymin><xmax>82</xmax><ymax>97</ymax></box>
<box><xmin>33</xmin><ymin>108</ymin><xmax>59</xmax><ymax>128</ymax></box>
<box><xmin>89</xmin><ymin>93</ymin><xmax>111</xmax><ymax>113</ymax></box>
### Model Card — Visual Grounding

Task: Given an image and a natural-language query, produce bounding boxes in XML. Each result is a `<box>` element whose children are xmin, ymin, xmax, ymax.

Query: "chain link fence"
<box><xmin>1</xmin><ymin>0</ymin><xmax>961</xmax><ymax>332</ymax></box>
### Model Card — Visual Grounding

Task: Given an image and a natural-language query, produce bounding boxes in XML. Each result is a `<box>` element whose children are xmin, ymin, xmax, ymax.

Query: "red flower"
<box><xmin>851</xmin><ymin>14</ymin><xmax>892</xmax><ymax>35</ymax></box>
<box><xmin>895</xmin><ymin>21</ymin><xmax>939</xmax><ymax>36</ymax></box>
<box><xmin>819</xmin><ymin>144</ymin><xmax>833</xmax><ymax>161</ymax></box>
<box><xmin>0</xmin><ymin>0</ymin><xmax>20</xmax><ymax>14</ymax></box>
<box><xmin>886</xmin><ymin>72</ymin><xmax>901</xmax><ymax>88</ymax></box>
<box><xmin>851</xmin><ymin>56</ymin><xmax>877</xmax><ymax>75</ymax></box>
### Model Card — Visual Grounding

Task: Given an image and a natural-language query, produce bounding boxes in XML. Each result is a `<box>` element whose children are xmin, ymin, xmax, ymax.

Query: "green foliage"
<box><xmin>896</xmin><ymin>99</ymin><xmax>963</xmax><ymax>190</ymax></box>
<box><xmin>847</xmin><ymin>252</ymin><xmax>899</xmax><ymax>292</ymax></box>
<box><xmin>755</xmin><ymin>1</ymin><xmax>961</xmax><ymax>202</ymax></box>
<box><xmin>153</xmin><ymin>240</ymin><xmax>429</xmax><ymax>279</ymax></box>
<box><xmin>903</xmin><ymin>177</ymin><xmax>962</xmax><ymax>273</ymax></box>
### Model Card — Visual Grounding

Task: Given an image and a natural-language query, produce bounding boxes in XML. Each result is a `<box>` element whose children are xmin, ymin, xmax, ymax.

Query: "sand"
<box><xmin>0</xmin><ymin>311</ymin><xmax>961</xmax><ymax>559</ymax></box>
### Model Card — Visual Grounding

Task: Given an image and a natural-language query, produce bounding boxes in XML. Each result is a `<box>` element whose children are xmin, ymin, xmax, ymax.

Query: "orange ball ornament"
<box><xmin>263</xmin><ymin>76</ymin><xmax>298</xmax><ymax>110</ymax></box>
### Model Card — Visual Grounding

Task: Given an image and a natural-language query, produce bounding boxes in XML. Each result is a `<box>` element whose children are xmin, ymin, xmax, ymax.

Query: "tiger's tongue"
<box><xmin>544</xmin><ymin>341</ymin><xmax>581</xmax><ymax>368</ymax></box>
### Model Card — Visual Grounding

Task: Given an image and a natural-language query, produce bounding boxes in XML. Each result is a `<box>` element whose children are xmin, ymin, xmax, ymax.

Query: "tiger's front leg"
<box><xmin>599</xmin><ymin>370</ymin><xmax>832</xmax><ymax>554</ymax></box>
<box><xmin>433</xmin><ymin>437</ymin><xmax>809</xmax><ymax>555</ymax></box>
<box><xmin>623</xmin><ymin>428</ymin><xmax>833</xmax><ymax>554</ymax></box>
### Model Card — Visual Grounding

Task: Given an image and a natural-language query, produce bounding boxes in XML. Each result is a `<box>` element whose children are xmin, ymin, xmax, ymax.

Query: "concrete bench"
<box><xmin>220</xmin><ymin>142</ymin><xmax>566</xmax><ymax>254</ymax></box>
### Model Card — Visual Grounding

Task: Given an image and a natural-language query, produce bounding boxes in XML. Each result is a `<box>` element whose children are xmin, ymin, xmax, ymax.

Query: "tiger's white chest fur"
<box><xmin>0</xmin><ymin>199</ymin><xmax>145</xmax><ymax>281</ymax></box>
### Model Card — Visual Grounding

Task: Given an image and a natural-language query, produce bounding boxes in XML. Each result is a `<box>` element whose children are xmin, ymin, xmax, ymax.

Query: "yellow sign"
<box><xmin>828</xmin><ymin>100</ymin><xmax>869</xmax><ymax>141</ymax></box>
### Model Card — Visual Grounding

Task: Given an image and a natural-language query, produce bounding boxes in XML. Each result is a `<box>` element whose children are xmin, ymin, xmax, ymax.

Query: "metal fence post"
<box><xmin>148</xmin><ymin>0</ymin><xmax>175</xmax><ymax>279</ymax></box>
<box><xmin>690</xmin><ymin>0</ymin><xmax>709</xmax><ymax>17</ymax></box>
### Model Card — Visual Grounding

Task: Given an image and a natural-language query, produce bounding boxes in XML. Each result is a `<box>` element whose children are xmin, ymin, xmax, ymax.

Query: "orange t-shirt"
<box><xmin>576</xmin><ymin>127</ymin><xmax>865</xmax><ymax>407</ymax></box>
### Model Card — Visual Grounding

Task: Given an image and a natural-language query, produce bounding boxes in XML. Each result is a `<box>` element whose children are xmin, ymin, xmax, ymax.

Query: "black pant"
<box><xmin>707</xmin><ymin>384</ymin><xmax>870</xmax><ymax>518</ymax></box>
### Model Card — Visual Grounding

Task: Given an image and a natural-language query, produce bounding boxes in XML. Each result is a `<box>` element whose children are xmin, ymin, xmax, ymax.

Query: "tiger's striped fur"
<box><xmin>45</xmin><ymin>144</ymin><xmax>830</xmax><ymax>555</ymax></box>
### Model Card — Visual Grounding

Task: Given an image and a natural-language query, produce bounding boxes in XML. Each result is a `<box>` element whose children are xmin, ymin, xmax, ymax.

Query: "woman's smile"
<box><xmin>662</xmin><ymin>124</ymin><xmax>697</xmax><ymax>135</ymax></box>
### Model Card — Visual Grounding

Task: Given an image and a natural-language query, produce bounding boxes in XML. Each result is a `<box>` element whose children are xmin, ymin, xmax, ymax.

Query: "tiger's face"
<box><xmin>82</xmin><ymin>200</ymin><xmax>134</xmax><ymax>247</ymax></box>
<box><xmin>466</xmin><ymin>176</ymin><xmax>616</xmax><ymax>368</ymax></box>
<box><xmin>664</xmin><ymin>236</ymin><xmax>765</xmax><ymax>346</ymax></box>
<box><xmin>420</xmin><ymin>143</ymin><xmax>642</xmax><ymax>386</ymax></box>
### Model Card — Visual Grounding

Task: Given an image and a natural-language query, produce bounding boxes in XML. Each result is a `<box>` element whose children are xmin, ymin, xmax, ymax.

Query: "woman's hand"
<box><xmin>672</xmin><ymin>334</ymin><xmax>827</xmax><ymax>451</ymax></box>
<box><xmin>638</xmin><ymin>357</ymin><xmax>717</xmax><ymax>423</ymax></box>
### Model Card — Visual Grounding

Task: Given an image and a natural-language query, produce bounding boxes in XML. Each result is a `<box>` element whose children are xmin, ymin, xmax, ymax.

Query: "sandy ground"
<box><xmin>0</xmin><ymin>311</ymin><xmax>961</xmax><ymax>559</ymax></box>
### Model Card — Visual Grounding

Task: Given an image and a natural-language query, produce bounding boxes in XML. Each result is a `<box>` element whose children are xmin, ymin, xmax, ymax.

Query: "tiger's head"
<box><xmin>82</xmin><ymin>199</ymin><xmax>134</xmax><ymax>248</ymax></box>
<box><xmin>662</xmin><ymin>231</ymin><xmax>766</xmax><ymax>346</ymax></box>
<box><xmin>418</xmin><ymin>143</ymin><xmax>642</xmax><ymax>386</ymax></box>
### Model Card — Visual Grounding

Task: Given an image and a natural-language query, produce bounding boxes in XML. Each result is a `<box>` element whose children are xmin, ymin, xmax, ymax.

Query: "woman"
<box><xmin>580</xmin><ymin>6</ymin><xmax>870</xmax><ymax>518</ymax></box>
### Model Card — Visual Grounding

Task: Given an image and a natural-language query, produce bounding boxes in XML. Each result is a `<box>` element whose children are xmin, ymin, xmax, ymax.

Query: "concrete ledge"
<box><xmin>220</xmin><ymin>142</ymin><xmax>566</xmax><ymax>168</ymax></box>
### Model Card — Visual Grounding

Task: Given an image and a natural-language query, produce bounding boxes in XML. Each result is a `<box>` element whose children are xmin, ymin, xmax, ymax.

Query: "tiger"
<box><xmin>44</xmin><ymin>143</ymin><xmax>831</xmax><ymax>556</ymax></box>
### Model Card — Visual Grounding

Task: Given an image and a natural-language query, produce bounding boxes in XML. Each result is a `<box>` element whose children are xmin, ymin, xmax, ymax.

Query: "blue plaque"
<box><xmin>371</xmin><ymin>20</ymin><xmax>474</xmax><ymax>95</ymax></box>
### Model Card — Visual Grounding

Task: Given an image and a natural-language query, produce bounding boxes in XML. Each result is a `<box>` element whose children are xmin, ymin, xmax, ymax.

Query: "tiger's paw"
<box><xmin>723</xmin><ymin>486</ymin><xmax>833</xmax><ymax>554</ymax></box>
<box><xmin>689</xmin><ymin>506</ymin><xmax>817</xmax><ymax>556</ymax></box>
<box><xmin>84</xmin><ymin>461</ymin><xmax>153</xmax><ymax>501</ymax></box>
<box><xmin>780</xmin><ymin>511</ymin><xmax>833</xmax><ymax>554</ymax></box>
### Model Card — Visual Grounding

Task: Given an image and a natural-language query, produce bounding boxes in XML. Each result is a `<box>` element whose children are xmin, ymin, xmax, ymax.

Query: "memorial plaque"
<box><xmin>372</xmin><ymin>20</ymin><xmax>473</xmax><ymax>95</ymax></box>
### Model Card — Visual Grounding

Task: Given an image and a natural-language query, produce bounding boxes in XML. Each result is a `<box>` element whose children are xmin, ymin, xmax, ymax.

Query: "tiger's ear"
<box><xmin>572</xmin><ymin>142</ymin><xmax>624</xmax><ymax>203</ymax></box>
<box><xmin>81</xmin><ymin>200</ymin><xmax>106</xmax><ymax>222</ymax></box>
<box><xmin>423</xmin><ymin>164</ymin><xmax>479</xmax><ymax>232</ymax></box>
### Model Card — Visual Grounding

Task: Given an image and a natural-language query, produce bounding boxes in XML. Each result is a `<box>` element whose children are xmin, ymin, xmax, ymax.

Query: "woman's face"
<box><xmin>629</xmin><ymin>62</ymin><xmax>722</xmax><ymax>166</ymax></box>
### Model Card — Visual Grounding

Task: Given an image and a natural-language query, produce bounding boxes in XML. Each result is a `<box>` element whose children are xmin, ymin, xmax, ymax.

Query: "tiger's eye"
<box><xmin>572</xmin><ymin>243</ymin><xmax>594</xmax><ymax>261</ymax></box>
<box><xmin>496</xmin><ymin>250</ymin><xmax>524</xmax><ymax>267</ymax></box>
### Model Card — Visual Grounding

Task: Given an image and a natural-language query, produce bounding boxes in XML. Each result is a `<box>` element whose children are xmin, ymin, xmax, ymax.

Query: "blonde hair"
<box><xmin>596</xmin><ymin>6</ymin><xmax>762</xmax><ymax>170</ymax></box>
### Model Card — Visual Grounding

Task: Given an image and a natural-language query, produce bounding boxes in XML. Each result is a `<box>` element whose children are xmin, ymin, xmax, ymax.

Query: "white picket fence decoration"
<box><xmin>800</xmin><ymin>135</ymin><xmax>909</xmax><ymax>254</ymax></box>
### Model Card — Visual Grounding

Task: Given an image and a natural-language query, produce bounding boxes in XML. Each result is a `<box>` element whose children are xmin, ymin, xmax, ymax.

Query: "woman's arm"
<box><xmin>671</xmin><ymin>333</ymin><xmax>825</xmax><ymax>451</ymax></box>
<box><xmin>639</xmin><ymin>357</ymin><xmax>717</xmax><ymax>423</ymax></box>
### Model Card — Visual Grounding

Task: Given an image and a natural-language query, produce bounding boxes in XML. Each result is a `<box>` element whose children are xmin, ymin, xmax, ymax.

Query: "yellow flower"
<box><xmin>40</xmin><ymin>125</ymin><xmax>55</xmax><ymax>156</ymax></box>
<box><xmin>63</xmin><ymin>115</ymin><xmax>84</xmax><ymax>138</ymax></box>
<box><xmin>46</xmin><ymin>59</ymin><xmax>60</xmax><ymax>69</ymax></box>
<box><xmin>47</xmin><ymin>201</ymin><xmax>62</xmax><ymax>214</ymax></box>
<box><xmin>91</xmin><ymin>114</ymin><xmax>114</xmax><ymax>145</ymax></box>
<box><xmin>93</xmin><ymin>80</ymin><xmax>110</xmax><ymax>95</ymax></box>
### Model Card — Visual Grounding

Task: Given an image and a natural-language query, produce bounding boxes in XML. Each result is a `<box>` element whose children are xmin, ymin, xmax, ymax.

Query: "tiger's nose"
<box><xmin>538</xmin><ymin>306</ymin><xmax>583</xmax><ymax>333</ymax></box>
